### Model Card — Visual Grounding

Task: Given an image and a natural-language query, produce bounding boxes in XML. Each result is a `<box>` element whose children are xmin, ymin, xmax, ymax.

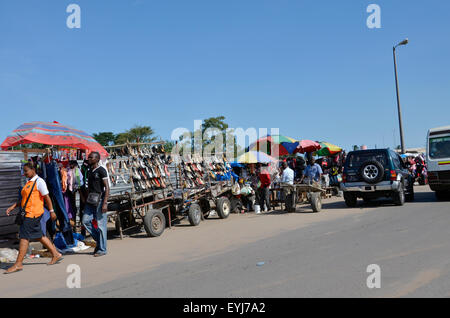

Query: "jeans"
<box><xmin>82</xmin><ymin>200</ymin><xmax>107</xmax><ymax>254</ymax></box>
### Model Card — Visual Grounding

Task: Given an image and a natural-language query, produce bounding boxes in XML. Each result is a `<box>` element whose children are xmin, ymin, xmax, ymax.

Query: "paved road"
<box><xmin>2</xmin><ymin>187</ymin><xmax>449</xmax><ymax>297</ymax></box>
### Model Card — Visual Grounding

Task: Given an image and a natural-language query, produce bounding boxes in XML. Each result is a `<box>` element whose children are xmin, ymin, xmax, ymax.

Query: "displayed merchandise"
<box><xmin>107</xmin><ymin>143</ymin><xmax>174</xmax><ymax>194</ymax></box>
<box><xmin>176</xmin><ymin>154</ymin><xmax>206</xmax><ymax>189</ymax></box>
<box><xmin>173</xmin><ymin>153</ymin><xmax>235</xmax><ymax>192</ymax></box>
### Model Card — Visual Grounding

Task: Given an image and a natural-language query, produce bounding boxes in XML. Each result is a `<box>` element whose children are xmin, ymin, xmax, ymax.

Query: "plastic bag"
<box><xmin>0</xmin><ymin>248</ymin><xmax>19</xmax><ymax>263</ymax></box>
<box><xmin>231</xmin><ymin>183</ymin><xmax>241</xmax><ymax>195</ymax></box>
<box><xmin>240</xmin><ymin>186</ymin><xmax>252</xmax><ymax>196</ymax></box>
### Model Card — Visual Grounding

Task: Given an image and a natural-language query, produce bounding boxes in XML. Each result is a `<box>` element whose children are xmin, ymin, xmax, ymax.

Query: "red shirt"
<box><xmin>259</xmin><ymin>173</ymin><xmax>271</xmax><ymax>188</ymax></box>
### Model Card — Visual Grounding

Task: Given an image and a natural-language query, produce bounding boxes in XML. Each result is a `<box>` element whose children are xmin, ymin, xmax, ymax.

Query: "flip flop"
<box><xmin>47</xmin><ymin>256</ymin><xmax>64</xmax><ymax>266</ymax></box>
<box><xmin>94</xmin><ymin>253</ymin><xmax>106</xmax><ymax>257</ymax></box>
<box><xmin>4</xmin><ymin>267</ymin><xmax>23</xmax><ymax>274</ymax></box>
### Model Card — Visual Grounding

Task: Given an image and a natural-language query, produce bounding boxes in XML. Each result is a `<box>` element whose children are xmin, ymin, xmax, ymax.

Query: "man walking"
<box><xmin>82</xmin><ymin>152</ymin><xmax>110</xmax><ymax>257</ymax></box>
<box><xmin>258</xmin><ymin>166</ymin><xmax>271</xmax><ymax>212</ymax></box>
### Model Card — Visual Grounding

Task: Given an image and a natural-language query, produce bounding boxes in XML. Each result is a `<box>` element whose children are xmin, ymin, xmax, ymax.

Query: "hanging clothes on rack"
<box><xmin>44</xmin><ymin>160</ymin><xmax>74</xmax><ymax>245</ymax></box>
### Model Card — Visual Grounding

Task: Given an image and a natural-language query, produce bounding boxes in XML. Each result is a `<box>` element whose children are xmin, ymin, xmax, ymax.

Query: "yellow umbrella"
<box><xmin>315</xmin><ymin>142</ymin><xmax>342</xmax><ymax>156</ymax></box>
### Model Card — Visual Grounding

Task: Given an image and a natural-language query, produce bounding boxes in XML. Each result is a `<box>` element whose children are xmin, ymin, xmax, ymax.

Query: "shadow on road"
<box><xmin>410</xmin><ymin>190</ymin><xmax>440</xmax><ymax>203</ymax></box>
<box><xmin>264</xmin><ymin>190</ymin><xmax>443</xmax><ymax>213</ymax></box>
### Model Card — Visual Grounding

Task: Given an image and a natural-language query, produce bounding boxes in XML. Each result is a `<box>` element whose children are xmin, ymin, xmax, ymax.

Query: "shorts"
<box><xmin>19</xmin><ymin>215</ymin><xmax>44</xmax><ymax>240</ymax></box>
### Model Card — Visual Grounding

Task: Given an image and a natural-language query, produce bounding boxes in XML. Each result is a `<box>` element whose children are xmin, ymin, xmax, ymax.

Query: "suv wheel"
<box><xmin>405</xmin><ymin>185</ymin><xmax>415</xmax><ymax>202</ymax></box>
<box><xmin>393</xmin><ymin>185</ymin><xmax>406</xmax><ymax>206</ymax></box>
<box><xmin>358</xmin><ymin>160</ymin><xmax>385</xmax><ymax>184</ymax></box>
<box><xmin>344</xmin><ymin>193</ymin><xmax>358</xmax><ymax>208</ymax></box>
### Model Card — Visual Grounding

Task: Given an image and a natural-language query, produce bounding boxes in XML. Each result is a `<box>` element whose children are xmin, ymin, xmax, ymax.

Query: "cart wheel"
<box><xmin>143</xmin><ymin>209</ymin><xmax>166</xmax><ymax>237</ymax></box>
<box><xmin>216</xmin><ymin>197</ymin><xmax>231</xmax><ymax>219</ymax></box>
<box><xmin>310</xmin><ymin>192</ymin><xmax>322</xmax><ymax>212</ymax></box>
<box><xmin>188</xmin><ymin>203</ymin><xmax>202</xmax><ymax>226</ymax></box>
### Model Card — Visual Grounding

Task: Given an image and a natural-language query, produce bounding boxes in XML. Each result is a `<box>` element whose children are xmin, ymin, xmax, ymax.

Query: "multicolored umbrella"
<box><xmin>295</xmin><ymin>140</ymin><xmax>322</xmax><ymax>154</ymax></box>
<box><xmin>236</xmin><ymin>151</ymin><xmax>277</xmax><ymax>164</ymax></box>
<box><xmin>247</xmin><ymin>135</ymin><xmax>300</xmax><ymax>156</ymax></box>
<box><xmin>315</xmin><ymin>142</ymin><xmax>342</xmax><ymax>157</ymax></box>
<box><xmin>1</xmin><ymin>121</ymin><xmax>109</xmax><ymax>158</ymax></box>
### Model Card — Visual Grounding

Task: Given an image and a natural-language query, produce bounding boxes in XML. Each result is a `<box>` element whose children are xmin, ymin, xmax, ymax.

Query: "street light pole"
<box><xmin>393</xmin><ymin>38</ymin><xmax>408</xmax><ymax>154</ymax></box>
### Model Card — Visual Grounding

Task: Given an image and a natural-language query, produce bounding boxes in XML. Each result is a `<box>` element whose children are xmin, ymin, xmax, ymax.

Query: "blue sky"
<box><xmin>1</xmin><ymin>0</ymin><xmax>449</xmax><ymax>151</ymax></box>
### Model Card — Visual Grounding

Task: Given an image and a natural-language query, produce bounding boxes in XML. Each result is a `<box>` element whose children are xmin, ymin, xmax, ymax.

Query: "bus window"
<box><xmin>429</xmin><ymin>136</ymin><xmax>450</xmax><ymax>159</ymax></box>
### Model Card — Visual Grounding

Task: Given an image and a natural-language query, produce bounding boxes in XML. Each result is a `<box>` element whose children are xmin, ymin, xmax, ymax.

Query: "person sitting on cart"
<box><xmin>300</xmin><ymin>157</ymin><xmax>323</xmax><ymax>185</ymax></box>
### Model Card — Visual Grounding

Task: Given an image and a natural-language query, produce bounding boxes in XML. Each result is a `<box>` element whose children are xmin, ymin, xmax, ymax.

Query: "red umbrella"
<box><xmin>296</xmin><ymin>140</ymin><xmax>322</xmax><ymax>154</ymax></box>
<box><xmin>1</xmin><ymin>121</ymin><xmax>109</xmax><ymax>158</ymax></box>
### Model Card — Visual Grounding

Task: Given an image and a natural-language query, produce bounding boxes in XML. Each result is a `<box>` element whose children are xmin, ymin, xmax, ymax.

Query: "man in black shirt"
<box><xmin>81</xmin><ymin>152</ymin><xmax>110</xmax><ymax>257</ymax></box>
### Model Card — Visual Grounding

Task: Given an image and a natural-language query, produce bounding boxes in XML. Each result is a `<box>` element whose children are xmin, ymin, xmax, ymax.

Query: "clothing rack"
<box><xmin>105</xmin><ymin>141</ymin><xmax>165</xmax><ymax>149</ymax></box>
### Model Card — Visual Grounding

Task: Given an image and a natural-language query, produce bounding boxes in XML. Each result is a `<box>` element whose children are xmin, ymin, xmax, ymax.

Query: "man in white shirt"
<box><xmin>281</xmin><ymin>162</ymin><xmax>294</xmax><ymax>185</ymax></box>
<box><xmin>281</xmin><ymin>162</ymin><xmax>296</xmax><ymax>212</ymax></box>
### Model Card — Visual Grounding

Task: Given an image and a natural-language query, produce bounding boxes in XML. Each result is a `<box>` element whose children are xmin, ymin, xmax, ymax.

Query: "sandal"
<box><xmin>4</xmin><ymin>265</ymin><xmax>23</xmax><ymax>274</ymax></box>
<box><xmin>47</xmin><ymin>256</ymin><xmax>64</xmax><ymax>266</ymax></box>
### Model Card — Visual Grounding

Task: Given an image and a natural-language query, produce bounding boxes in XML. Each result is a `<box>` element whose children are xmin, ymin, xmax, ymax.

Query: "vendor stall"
<box><xmin>0</xmin><ymin>121</ymin><xmax>108</xmax><ymax>248</ymax></box>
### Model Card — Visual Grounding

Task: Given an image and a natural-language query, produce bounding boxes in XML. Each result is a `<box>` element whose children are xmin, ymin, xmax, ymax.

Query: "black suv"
<box><xmin>341</xmin><ymin>149</ymin><xmax>414</xmax><ymax>207</ymax></box>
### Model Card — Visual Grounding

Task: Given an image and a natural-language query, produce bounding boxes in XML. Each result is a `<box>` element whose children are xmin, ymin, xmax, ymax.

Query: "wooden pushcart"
<box><xmin>275</xmin><ymin>182</ymin><xmax>326</xmax><ymax>213</ymax></box>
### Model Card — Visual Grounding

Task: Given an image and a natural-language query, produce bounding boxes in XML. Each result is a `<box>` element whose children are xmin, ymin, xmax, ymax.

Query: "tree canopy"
<box><xmin>93</xmin><ymin>132</ymin><xmax>115</xmax><ymax>146</ymax></box>
<box><xmin>94</xmin><ymin>125</ymin><xmax>157</xmax><ymax>146</ymax></box>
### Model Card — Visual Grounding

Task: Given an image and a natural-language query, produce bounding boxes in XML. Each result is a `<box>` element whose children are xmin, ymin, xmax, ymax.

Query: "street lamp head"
<box><xmin>395</xmin><ymin>38</ymin><xmax>409</xmax><ymax>48</ymax></box>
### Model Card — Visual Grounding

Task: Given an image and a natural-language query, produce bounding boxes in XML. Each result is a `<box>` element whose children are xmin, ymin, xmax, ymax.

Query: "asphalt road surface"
<box><xmin>1</xmin><ymin>186</ymin><xmax>449</xmax><ymax>297</ymax></box>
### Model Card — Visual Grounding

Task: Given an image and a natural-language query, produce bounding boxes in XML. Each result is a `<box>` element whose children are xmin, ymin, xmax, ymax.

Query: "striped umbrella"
<box><xmin>1</xmin><ymin>121</ymin><xmax>109</xmax><ymax>158</ymax></box>
<box><xmin>237</xmin><ymin>151</ymin><xmax>277</xmax><ymax>164</ymax></box>
<box><xmin>315</xmin><ymin>142</ymin><xmax>342</xmax><ymax>156</ymax></box>
<box><xmin>247</xmin><ymin>135</ymin><xmax>300</xmax><ymax>156</ymax></box>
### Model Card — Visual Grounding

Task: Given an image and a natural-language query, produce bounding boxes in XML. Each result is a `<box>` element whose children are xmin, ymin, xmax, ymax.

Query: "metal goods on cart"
<box><xmin>172</xmin><ymin>153</ymin><xmax>234</xmax><ymax>226</ymax></box>
<box><xmin>106</xmin><ymin>142</ymin><xmax>174</xmax><ymax>239</ymax></box>
<box><xmin>106</xmin><ymin>143</ymin><xmax>236</xmax><ymax>239</ymax></box>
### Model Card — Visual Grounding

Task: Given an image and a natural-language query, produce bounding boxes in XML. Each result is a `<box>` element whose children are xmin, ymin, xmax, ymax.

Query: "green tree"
<box><xmin>163</xmin><ymin>140</ymin><xmax>175</xmax><ymax>153</ymax></box>
<box><xmin>93</xmin><ymin>132</ymin><xmax>116</xmax><ymax>146</ymax></box>
<box><xmin>174</xmin><ymin>116</ymin><xmax>241</xmax><ymax>159</ymax></box>
<box><xmin>115</xmin><ymin>132</ymin><xmax>131</xmax><ymax>145</ymax></box>
<box><xmin>202</xmin><ymin>116</ymin><xmax>229</xmax><ymax>135</ymax></box>
<box><xmin>114</xmin><ymin>125</ymin><xmax>156</xmax><ymax>144</ymax></box>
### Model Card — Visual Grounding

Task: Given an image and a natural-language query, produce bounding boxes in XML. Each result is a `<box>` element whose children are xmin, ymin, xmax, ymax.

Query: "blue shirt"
<box><xmin>281</xmin><ymin>167</ymin><xmax>294</xmax><ymax>185</ymax></box>
<box><xmin>303</xmin><ymin>164</ymin><xmax>323</xmax><ymax>182</ymax></box>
